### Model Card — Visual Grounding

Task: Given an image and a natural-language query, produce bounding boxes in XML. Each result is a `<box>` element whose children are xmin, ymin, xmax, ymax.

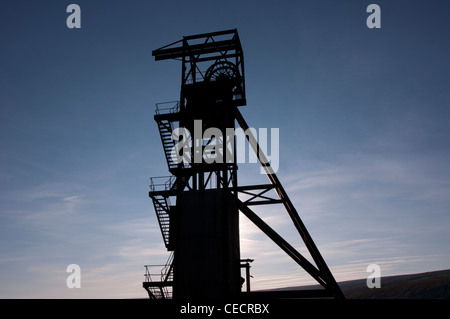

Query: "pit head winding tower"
<box><xmin>144</xmin><ymin>29</ymin><xmax>344</xmax><ymax>300</ymax></box>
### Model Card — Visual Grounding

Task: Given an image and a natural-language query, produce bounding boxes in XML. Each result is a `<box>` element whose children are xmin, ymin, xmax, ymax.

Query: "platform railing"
<box><xmin>155</xmin><ymin>101</ymin><xmax>179</xmax><ymax>115</ymax></box>
<box><xmin>149</xmin><ymin>176</ymin><xmax>176</xmax><ymax>192</ymax></box>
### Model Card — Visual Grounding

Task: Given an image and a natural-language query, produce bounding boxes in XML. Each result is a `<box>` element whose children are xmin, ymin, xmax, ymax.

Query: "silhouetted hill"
<box><xmin>342</xmin><ymin>269</ymin><xmax>450</xmax><ymax>299</ymax></box>
<box><xmin>268</xmin><ymin>269</ymin><xmax>450</xmax><ymax>299</ymax></box>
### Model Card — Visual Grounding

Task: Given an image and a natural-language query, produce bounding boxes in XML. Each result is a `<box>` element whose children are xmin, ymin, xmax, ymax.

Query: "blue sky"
<box><xmin>1</xmin><ymin>0</ymin><xmax>450</xmax><ymax>298</ymax></box>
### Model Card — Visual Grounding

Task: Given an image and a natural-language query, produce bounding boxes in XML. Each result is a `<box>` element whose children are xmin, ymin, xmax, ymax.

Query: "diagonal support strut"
<box><xmin>235</xmin><ymin>108</ymin><xmax>345</xmax><ymax>299</ymax></box>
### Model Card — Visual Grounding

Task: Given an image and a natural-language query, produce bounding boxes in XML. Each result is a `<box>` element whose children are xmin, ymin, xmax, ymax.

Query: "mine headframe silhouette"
<box><xmin>143</xmin><ymin>29</ymin><xmax>344</xmax><ymax>300</ymax></box>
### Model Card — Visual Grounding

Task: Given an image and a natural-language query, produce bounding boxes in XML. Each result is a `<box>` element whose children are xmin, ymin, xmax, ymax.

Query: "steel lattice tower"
<box><xmin>143</xmin><ymin>29</ymin><xmax>344</xmax><ymax>300</ymax></box>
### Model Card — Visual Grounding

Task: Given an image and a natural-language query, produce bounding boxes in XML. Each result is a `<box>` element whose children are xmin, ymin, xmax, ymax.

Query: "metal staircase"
<box><xmin>149</xmin><ymin>101</ymin><xmax>191</xmax><ymax>251</ymax></box>
<box><xmin>156</xmin><ymin>119</ymin><xmax>179</xmax><ymax>171</ymax></box>
<box><xmin>143</xmin><ymin>252</ymin><xmax>174</xmax><ymax>299</ymax></box>
<box><xmin>154</xmin><ymin>101</ymin><xmax>182</xmax><ymax>172</ymax></box>
<box><xmin>151</xmin><ymin>194</ymin><xmax>171</xmax><ymax>249</ymax></box>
